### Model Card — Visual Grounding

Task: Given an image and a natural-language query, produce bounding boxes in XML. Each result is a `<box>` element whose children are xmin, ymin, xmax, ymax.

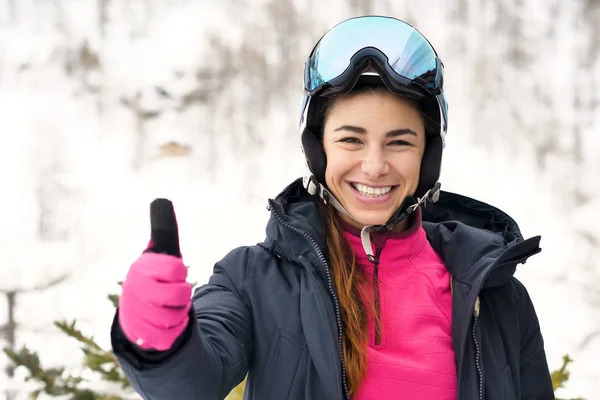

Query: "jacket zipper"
<box><xmin>472</xmin><ymin>296</ymin><xmax>483</xmax><ymax>400</ymax></box>
<box><xmin>469</xmin><ymin>251</ymin><xmax>540</xmax><ymax>400</ymax></box>
<box><xmin>270</xmin><ymin>201</ymin><xmax>349</xmax><ymax>400</ymax></box>
<box><xmin>370</xmin><ymin>246</ymin><xmax>382</xmax><ymax>346</ymax></box>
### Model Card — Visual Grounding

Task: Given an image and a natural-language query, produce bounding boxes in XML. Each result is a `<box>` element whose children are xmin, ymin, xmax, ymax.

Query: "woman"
<box><xmin>111</xmin><ymin>16</ymin><xmax>554</xmax><ymax>400</ymax></box>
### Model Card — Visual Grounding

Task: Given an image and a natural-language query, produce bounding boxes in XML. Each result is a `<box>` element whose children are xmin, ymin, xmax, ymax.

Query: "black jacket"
<box><xmin>111</xmin><ymin>178</ymin><xmax>554</xmax><ymax>399</ymax></box>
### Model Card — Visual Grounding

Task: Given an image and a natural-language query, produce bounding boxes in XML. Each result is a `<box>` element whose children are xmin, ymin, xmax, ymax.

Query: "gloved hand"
<box><xmin>118</xmin><ymin>198</ymin><xmax>193</xmax><ymax>351</ymax></box>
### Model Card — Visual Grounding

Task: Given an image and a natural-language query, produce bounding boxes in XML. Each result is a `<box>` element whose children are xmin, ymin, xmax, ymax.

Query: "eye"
<box><xmin>338</xmin><ymin>137</ymin><xmax>362</xmax><ymax>144</ymax></box>
<box><xmin>388</xmin><ymin>140</ymin><xmax>414</xmax><ymax>147</ymax></box>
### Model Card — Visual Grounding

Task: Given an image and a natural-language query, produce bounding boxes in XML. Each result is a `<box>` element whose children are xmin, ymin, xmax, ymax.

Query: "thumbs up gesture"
<box><xmin>146</xmin><ymin>198</ymin><xmax>181</xmax><ymax>257</ymax></box>
<box><xmin>118</xmin><ymin>199</ymin><xmax>192</xmax><ymax>351</ymax></box>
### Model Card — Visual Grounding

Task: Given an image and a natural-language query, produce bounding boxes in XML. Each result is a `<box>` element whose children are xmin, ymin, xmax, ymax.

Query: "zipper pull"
<box><xmin>474</xmin><ymin>296</ymin><xmax>481</xmax><ymax>317</ymax></box>
<box><xmin>368</xmin><ymin>246</ymin><xmax>382</xmax><ymax>264</ymax></box>
<box><xmin>361</xmin><ymin>226</ymin><xmax>376</xmax><ymax>262</ymax></box>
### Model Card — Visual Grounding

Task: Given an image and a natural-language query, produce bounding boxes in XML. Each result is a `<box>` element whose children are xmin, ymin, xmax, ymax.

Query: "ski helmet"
<box><xmin>299</xmin><ymin>15</ymin><xmax>448</xmax><ymax>232</ymax></box>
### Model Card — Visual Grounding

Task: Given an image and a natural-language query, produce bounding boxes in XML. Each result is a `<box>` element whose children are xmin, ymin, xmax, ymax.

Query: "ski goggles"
<box><xmin>304</xmin><ymin>16</ymin><xmax>444</xmax><ymax>98</ymax></box>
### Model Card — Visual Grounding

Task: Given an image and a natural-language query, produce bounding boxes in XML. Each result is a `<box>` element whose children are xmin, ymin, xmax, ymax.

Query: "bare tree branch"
<box><xmin>0</xmin><ymin>272</ymin><xmax>70</xmax><ymax>294</ymax></box>
<box><xmin>98</xmin><ymin>0</ymin><xmax>109</xmax><ymax>39</ymax></box>
<box><xmin>578</xmin><ymin>329</ymin><xmax>600</xmax><ymax>351</ymax></box>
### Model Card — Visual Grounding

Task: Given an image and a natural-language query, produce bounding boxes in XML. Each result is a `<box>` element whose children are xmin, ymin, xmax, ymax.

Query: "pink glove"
<box><xmin>118</xmin><ymin>199</ymin><xmax>193</xmax><ymax>351</ymax></box>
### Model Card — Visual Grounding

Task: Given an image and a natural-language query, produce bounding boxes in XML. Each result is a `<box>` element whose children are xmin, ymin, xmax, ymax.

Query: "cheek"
<box><xmin>324</xmin><ymin>151</ymin><xmax>361</xmax><ymax>192</ymax></box>
<box><xmin>394</xmin><ymin>153</ymin><xmax>423</xmax><ymax>181</ymax></box>
<box><xmin>324</xmin><ymin>153</ymin><xmax>347</xmax><ymax>184</ymax></box>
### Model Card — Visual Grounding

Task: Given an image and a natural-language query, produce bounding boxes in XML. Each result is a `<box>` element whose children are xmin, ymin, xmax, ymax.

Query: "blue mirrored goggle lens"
<box><xmin>305</xmin><ymin>16</ymin><xmax>439</xmax><ymax>93</ymax></box>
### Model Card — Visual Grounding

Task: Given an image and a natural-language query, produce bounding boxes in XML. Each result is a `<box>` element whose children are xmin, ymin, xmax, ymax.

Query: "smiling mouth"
<box><xmin>350</xmin><ymin>182</ymin><xmax>399</xmax><ymax>197</ymax></box>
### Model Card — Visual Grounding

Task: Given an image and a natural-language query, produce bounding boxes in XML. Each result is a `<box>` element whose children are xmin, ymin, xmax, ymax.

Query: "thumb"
<box><xmin>145</xmin><ymin>198</ymin><xmax>181</xmax><ymax>258</ymax></box>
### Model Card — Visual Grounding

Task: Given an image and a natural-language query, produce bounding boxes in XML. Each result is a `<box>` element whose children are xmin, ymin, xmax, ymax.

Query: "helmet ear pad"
<box><xmin>415</xmin><ymin>135</ymin><xmax>442</xmax><ymax>198</ymax></box>
<box><xmin>301</xmin><ymin>127</ymin><xmax>327</xmax><ymax>184</ymax></box>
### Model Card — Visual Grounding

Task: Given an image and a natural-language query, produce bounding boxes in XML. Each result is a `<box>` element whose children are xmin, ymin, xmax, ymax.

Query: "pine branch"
<box><xmin>3</xmin><ymin>344</ymin><xmax>92</xmax><ymax>398</ymax></box>
<box><xmin>552</xmin><ymin>354</ymin><xmax>586</xmax><ymax>400</ymax></box>
<box><xmin>55</xmin><ymin>320</ymin><xmax>103</xmax><ymax>351</ymax></box>
<box><xmin>54</xmin><ymin>319</ymin><xmax>130</xmax><ymax>388</ymax></box>
<box><xmin>4</xmin><ymin>343</ymin><xmax>130</xmax><ymax>399</ymax></box>
<box><xmin>3</xmin><ymin>345</ymin><xmax>64</xmax><ymax>388</ymax></box>
<box><xmin>108</xmin><ymin>294</ymin><xmax>120</xmax><ymax>309</ymax></box>
<box><xmin>4</xmin><ymin>314</ymin><xmax>132</xmax><ymax>398</ymax></box>
<box><xmin>552</xmin><ymin>354</ymin><xmax>573</xmax><ymax>390</ymax></box>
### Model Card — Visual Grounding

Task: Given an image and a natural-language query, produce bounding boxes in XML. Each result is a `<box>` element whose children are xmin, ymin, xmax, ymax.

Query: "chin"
<box><xmin>349</xmin><ymin>211</ymin><xmax>394</xmax><ymax>227</ymax></box>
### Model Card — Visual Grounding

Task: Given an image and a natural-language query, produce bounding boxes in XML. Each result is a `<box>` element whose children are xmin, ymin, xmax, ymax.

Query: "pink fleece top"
<box><xmin>342</xmin><ymin>210</ymin><xmax>457</xmax><ymax>400</ymax></box>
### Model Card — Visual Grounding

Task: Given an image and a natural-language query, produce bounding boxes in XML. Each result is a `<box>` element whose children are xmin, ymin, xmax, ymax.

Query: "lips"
<box><xmin>350</xmin><ymin>182</ymin><xmax>398</xmax><ymax>197</ymax></box>
<box><xmin>346</xmin><ymin>182</ymin><xmax>400</xmax><ymax>207</ymax></box>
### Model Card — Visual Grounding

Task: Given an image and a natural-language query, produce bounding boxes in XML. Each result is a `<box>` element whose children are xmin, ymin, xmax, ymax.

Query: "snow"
<box><xmin>0</xmin><ymin>1</ymin><xmax>598</xmax><ymax>399</ymax></box>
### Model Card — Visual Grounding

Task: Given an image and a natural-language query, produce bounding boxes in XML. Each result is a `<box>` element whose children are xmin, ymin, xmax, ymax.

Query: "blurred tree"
<box><xmin>0</xmin><ymin>123</ymin><xmax>86</xmax><ymax>399</ymax></box>
<box><xmin>98</xmin><ymin>0</ymin><xmax>109</xmax><ymax>39</ymax></box>
<box><xmin>0</xmin><ymin>275</ymin><xmax>70</xmax><ymax>400</ymax></box>
<box><xmin>2</xmin><ymin>292</ymin><xmax>246</xmax><ymax>400</ymax></box>
<box><xmin>347</xmin><ymin>0</ymin><xmax>374</xmax><ymax>14</ymax></box>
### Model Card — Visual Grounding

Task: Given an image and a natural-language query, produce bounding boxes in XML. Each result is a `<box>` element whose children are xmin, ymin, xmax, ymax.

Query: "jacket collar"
<box><xmin>341</xmin><ymin>208</ymin><xmax>428</xmax><ymax>268</ymax></box>
<box><xmin>264</xmin><ymin>178</ymin><xmax>541</xmax><ymax>287</ymax></box>
<box><xmin>421</xmin><ymin>190</ymin><xmax>541</xmax><ymax>289</ymax></box>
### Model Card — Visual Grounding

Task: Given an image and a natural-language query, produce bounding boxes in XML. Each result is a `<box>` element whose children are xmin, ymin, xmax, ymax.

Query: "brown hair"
<box><xmin>317</xmin><ymin>85</ymin><xmax>427</xmax><ymax>395</ymax></box>
<box><xmin>318</xmin><ymin>201</ymin><xmax>375</xmax><ymax>397</ymax></box>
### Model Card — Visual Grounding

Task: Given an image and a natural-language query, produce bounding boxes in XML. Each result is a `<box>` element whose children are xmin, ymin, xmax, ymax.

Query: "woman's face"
<box><xmin>322</xmin><ymin>90</ymin><xmax>426</xmax><ymax>229</ymax></box>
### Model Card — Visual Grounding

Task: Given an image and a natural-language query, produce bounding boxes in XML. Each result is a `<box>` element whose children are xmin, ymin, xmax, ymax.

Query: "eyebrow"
<box><xmin>334</xmin><ymin>125</ymin><xmax>417</xmax><ymax>138</ymax></box>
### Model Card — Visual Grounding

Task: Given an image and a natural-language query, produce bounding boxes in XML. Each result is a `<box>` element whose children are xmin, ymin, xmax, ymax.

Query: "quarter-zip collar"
<box><xmin>340</xmin><ymin>208</ymin><xmax>426</xmax><ymax>268</ymax></box>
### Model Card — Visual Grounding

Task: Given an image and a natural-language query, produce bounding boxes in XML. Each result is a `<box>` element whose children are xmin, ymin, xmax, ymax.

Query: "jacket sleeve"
<box><xmin>111</xmin><ymin>246</ymin><xmax>254</xmax><ymax>400</ymax></box>
<box><xmin>515</xmin><ymin>279</ymin><xmax>555</xmax><ymax>400</ymax></box>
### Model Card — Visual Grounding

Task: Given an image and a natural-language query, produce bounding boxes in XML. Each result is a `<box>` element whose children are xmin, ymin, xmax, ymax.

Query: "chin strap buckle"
<box><xmin>409</xmin><ymin>182</ymin><xmax>442</xmax><ymax>213</ymax></box>
<box><xmin>304</xmin><ymin>175</ymin><xmax>320</xmax><ymax>196</ymax></box>
<box><xmin>304</xmin><ymin>175</ymin><xmax>353</xmax><ymax>220</ymax></box>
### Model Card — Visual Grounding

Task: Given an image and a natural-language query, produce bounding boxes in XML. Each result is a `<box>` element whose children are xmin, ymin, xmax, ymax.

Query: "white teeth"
<box><xmin>352</xmin><ymin>183</ymin><xmax>393</xmax><ymax>197</ymax></box>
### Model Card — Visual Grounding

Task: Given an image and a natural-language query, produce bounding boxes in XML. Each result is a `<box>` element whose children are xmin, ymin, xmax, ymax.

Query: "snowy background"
<box><xmin>0</xmin><ymin>0</ymin><xmax>598</xmax><ymax>399</ymax></box>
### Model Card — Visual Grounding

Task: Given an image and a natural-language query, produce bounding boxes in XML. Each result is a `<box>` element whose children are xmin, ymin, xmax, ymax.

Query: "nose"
<box><xmin>360</xmin><ymin>147</ymin><xmax>389</xmax><ymax>178</ymax></box>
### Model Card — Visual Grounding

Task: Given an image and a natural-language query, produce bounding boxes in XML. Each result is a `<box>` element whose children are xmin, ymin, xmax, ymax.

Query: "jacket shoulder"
<box><xmin>206</xmin><ymin>244</ymin><xmax>280</xmax><ymax>286</ymax></box>
<box><xmin>507</xmin><ymin>277</ymin><xmax>543</xmax><ymax>334</ymax></box>
<box><xmin>486</xmin><ymin>276</ymin><xmax>533</xmax><ymax>306</ymax></box>
<box><xmin>484</xmin><ymin>276</ymin><xmax>541</xmax><ymax>336</ymax></box>
<box><xmin>481</xmin><ymin>275</ymin><xmax>538</xmax><ymax>316</ymax></box>
<box><xmin>507</xmin><ymin>276</ymin><xmax>529</xmax><ymax>302</ymax></box>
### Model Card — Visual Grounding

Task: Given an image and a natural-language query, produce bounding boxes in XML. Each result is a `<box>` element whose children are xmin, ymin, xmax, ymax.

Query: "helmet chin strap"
<box><xmin>304</xmin><ymin>175</ymin><xmax>441</xmax><ymax>262</ymax></box>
